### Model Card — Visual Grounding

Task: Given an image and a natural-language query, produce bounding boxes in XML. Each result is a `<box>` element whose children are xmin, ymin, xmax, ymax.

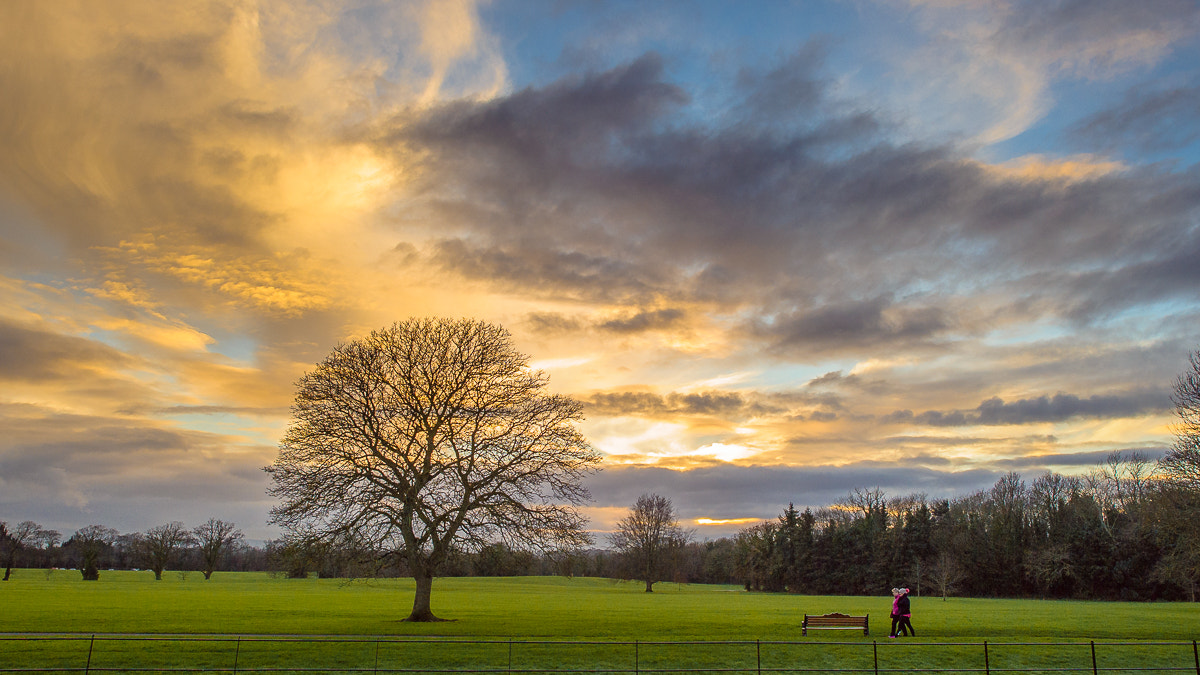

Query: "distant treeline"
<box><xmin>715</xmin><ymin>454</ymin><xmax>1200</xmax><ymax>602</ymax></box>
<box><xmin>4</xmin><ymin>454</ymin><xmax>1198</xmax><ymax>601</ymax></box>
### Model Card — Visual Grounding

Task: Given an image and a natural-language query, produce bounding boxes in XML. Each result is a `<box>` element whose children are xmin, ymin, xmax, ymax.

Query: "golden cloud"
<box><xmin>984</xmin><ymin>153</ymin><xmax>1127</xmax><ymax>184</ymax></box>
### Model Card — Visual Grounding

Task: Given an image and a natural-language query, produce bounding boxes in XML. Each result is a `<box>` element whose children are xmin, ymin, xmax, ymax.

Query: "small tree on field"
<box><xmin>72</xmin><ymin>525</ymin><xmax>118</xmax><ymax>581</ymax></box>
<box><xmin>193</xmin><ymin>519</ymin><xmax>242</xmax><ymax>580</ymax></box>
<box><xmin>611</xmin><ymin>494</ymin><xmax>693</xmax><ymax>592</ymax></box>
<box><xmin>137</xmin><ymin>522</ymin><xmax>195</xmax><ymax>580</ymax></box>
<box><xmin>930</xmin><ymin>551</ymin><xmax>966</xmax><ymax>601</ymax></box>
<box><xmin>266</xmin><ymin>318</ymin><xmax>602</xmax><ymax>621</ymax></box>
<box><xmin>1</xmin><ymin>521</ymin><xmax>54</xmax><ymax>581</ymax></box>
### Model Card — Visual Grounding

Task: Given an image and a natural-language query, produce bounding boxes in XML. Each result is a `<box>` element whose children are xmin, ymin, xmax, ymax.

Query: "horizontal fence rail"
<box><xmin>1</xmin><ymin>635</ymin><xmax>1198</xmax><ymax>675</ymax></box>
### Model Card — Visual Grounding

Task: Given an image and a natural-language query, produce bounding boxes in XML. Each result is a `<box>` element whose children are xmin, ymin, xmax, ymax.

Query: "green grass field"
<box><xmin>2</xmin><ymin>570</ymin><xmax>1198</xmax><ymax>673</ymax></box>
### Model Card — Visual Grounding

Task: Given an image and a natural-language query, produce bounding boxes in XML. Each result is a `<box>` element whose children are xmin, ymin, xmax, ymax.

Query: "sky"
<box><xmin>2</xmin><ymin>0</ymin><xmax>1199</xmax><ymax>544</ymax></box>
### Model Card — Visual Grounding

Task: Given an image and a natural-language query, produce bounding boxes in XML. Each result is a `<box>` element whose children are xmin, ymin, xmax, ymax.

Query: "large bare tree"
<box><xmin>611</xmin><ymin>494</ymin><xmax>693</xmax><ymax>592</ymax></box>
<box><xmin>266</xmin><ymin>318</ymin><xmax>601</xmax><ymax>621</ymax></box>
<box><xmin>1160</xmin><ymin>348</ymin><xmax>1200</xmax><ymax>491</ymax></box>
<box><xmin>1153</xmin><ymin>348</ymin><xmax>1200</xmax><ymax>600</ymax></box>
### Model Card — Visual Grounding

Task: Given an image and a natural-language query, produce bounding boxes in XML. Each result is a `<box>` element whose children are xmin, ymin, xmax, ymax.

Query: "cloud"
<box><xmin>385</xmin><ymin>51</ymin><xmax>1200</xmax><ymax>350</ymax></box>
<box><xmin>0</xmin><ymin>319</ymin><xmax>130</xmax><ymax>382</ymax></box>
<box><xmin>0</xmin><ymin>401</ymin><xmax>275</xmax><ymax>535</ymax></box>
<box><xmin>888</xmin><ymin>389</ymin><xmax>1171</xmax><ymax>427</ymax></box>
<box><xmin>992</xmin><ymin>0</ymin><xmax>1200</xmax><ymax>78</ymax></box>
<box><xmin>754</xmin><ymin>298</ymin><xmax>951</xmax><ymax>356</ymax></box>
<box><xmin>1070</xmin><ymin>80</ymin><xmax>1200</xmax><ymax>155</ymax></box>
<box><xmin>884</xmin><ymin>0</ymin><xmax>1200</xmax><ymax>144</ymax></box>
<box><xmin>583</xmin><ymin>390</ymin><xmax>781</xmax><ymax>420</ymax></box>
<box><xmin>599</xmin><ymin>308</ymin><xmax>686</xmax><ymax>334</ymax></box>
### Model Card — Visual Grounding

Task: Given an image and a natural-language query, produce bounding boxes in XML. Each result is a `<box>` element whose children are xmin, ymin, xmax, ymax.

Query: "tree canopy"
<box><xmin>266</xmin><ymin>317</ymin><xmax>601</xmax><ymax>621</ymax></box>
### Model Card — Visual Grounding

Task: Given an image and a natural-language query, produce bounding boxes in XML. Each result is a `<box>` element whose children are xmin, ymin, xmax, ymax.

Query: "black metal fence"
<box><xmin>2</xmin><ymin>635</ymin><xmax>1198</xmax><ymax>675</ymax></box>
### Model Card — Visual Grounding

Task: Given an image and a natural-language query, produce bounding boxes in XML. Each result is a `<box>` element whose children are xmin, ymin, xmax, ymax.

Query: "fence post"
<box><xmin>757</xmin><ymin>639</ymin><xmax>762</xmax><ymax>675</ymax></box>
<box><xmin>1193</xmin><ymin>640</ymin><xmax>1198</xmax><ymax>675</ymax></box>
<box><xmin>234</xmin><ymin>636</ymin><xmax>241</xmax><ymax>675</ymax></box>
<box><xmin>873</xmin><ymin>640</ymin><xmax>879</xmax><ymax>675</ymax></box>
<box><xmin>508</xmin><ymin>639</ymin><xmax>513</xmax><ymax>675</ymax></box>
<box><xmin>84</xmin><ymin>635</ymin><xmax>95</xmax><ymax>675</ymax></box>
<box><xmin>1090</xmin><ymin>641</ymin><xmax>1097</xmax><ymax>675</ymax></box>
<box><xmin>983</xmin><ymin>641</ymin><xmax>989</xmax><ymax>675</ymax></box>
<box><xmin>374</xmin><ymin>639</ymin><xmax>380</xmax><ymax>675</ymax></box>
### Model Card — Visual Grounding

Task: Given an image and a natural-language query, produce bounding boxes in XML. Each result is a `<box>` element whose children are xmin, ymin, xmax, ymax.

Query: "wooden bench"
<box><xmin>802</xmin><ymin>612</ymin><xmax>869</xmax><ymax>636</ymax></box>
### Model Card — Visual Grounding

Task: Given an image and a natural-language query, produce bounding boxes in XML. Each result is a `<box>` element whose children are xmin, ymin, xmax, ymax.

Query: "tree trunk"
<box><xmin>406</xmin><ymin>571</ymin><xmax>445</xmax><ymax>622</ymax></box>
<box><xmin>3</xmin><ymin>565</ymin><xmax>11</xmax><ymax>581</ymax></box>
<box><xmin>202</xmin><ymin>569</ymin><xmax>213</xmax><ymax>580</ymax></box>
<box><xmin>644</xmin><ymin>579</ymin><xmax>654</xmax><ymax>593</ymax></box>
<box><xmin>154</xmin><ymin>568</ymin><xmax>163</xmax><ymax>581</ymax></box>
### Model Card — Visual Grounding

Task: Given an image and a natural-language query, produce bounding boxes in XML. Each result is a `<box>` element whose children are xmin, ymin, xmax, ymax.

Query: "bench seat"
<box><xmin>802</xmin><ymin>612</ymin><xmax>869</xmax><ymax>636</ymax></box>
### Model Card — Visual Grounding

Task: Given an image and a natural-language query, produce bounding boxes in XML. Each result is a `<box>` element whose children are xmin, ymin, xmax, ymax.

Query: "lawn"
<box><xmin>2</xmin><ymin>570</ymin><xmax>1198</xmax><ymax>673</ymax></box>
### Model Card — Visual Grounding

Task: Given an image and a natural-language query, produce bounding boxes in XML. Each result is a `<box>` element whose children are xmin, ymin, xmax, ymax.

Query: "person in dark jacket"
<box><xmin>888</xmin><ymin>588</ymin><xmax>903</xmax><ymax>638</ymax></box>
<box><xmin>894</xmin><ymin>588</ymin><xmax>915</xmax><ymax>637</ymax></box>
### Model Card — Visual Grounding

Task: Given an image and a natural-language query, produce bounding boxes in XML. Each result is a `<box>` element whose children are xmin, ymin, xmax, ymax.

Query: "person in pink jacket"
<box><xmin>888</xmin><ymin>587</ymin><xmax>903</xmax><ymax>638</ymax></box>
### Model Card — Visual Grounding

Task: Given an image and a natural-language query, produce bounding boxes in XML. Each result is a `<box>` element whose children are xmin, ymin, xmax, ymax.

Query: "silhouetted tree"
<box><xmin>1160</xmin><ymin>348</ymin><xmax>1200</xmax><ymax>492</ymax></box>
<box><xmin>611</xmin><ymin>494</ymin><xmax>693</xmax><ymax>592</ymax></box>
<box><xmin>267</xmin><ymin>318</ymin><xmax>601</xmax><ymax>621</ymax></box>
<box><xmin>1152</xmin><ymin>353</ymin><xmax>1200</xmax><ymax>602</ymax></box>
<box><xmin>71</xmin><ymin>525</ymin><xmax>118</xmax><ymax>581</ymax></box>
<box><xmin>193</xmin><ymin>519</ymin><xmax>242</xmax><ymax>580</ymax></box>
<box><xmin>1</xmin><ymin>521</ymin><xmax>54</xmax><ymax>581</ymax></box>
<box><xmin>137</xmin><ymin>522</ymin><xmax>194</xmax><ymax>580</ymax></box>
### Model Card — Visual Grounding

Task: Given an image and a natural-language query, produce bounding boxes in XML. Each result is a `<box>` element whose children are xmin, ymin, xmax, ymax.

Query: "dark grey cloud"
<box><xmin>988</xmin><ymin>447</ymin><xmax>1167</xmax><ymax>471</ymax></box>
<box><xmin>432</xmin><ymin>238</ymin><xmax>663</xmax><ymax>303</ymax></box>
<box><xmin>994</xmin><ymin>0</ymin><xmax>1200</xmax><ymax>71</ymax></box>
<box><xmin>753</xmin><ymin>297</ymin><xmax>950</xmax><ymax>354</ymax></box>
<box><xmin>523</xmin><ymin>312</ymin><xmax>584</xmax><ymax>335</ymax></box>
<box><xmin>887</xmin><ymin>389</ymin><xmax>1171</xmax><ymax>427</ymax></box>
<box><xmin>523</xmin><ymin>309</ymin><xmax>685</xmax><ymax>337</ymax></box>
<box><xmin>599</xmin><ymin>308</ymin><xmax>685</xmax><ymax>334</ymax></box>
<box><xmin>0</xmin><ymin>319</ymin><xmax>130</xmax><ymax>381</ymax></box>
<box><xmin>1071</xmin><ymin>81</ymin><xmax>1200</xmax><ymax>155</ymax></box>
<box><xmin>583</xmin><ymin>390</ymin><xmax>785</xmax><ymax>420</ymax></box>
<box><xmin>384</xmin><ymin>49</ymin><xmax>1200</xmax><ymax>358</ymax></box>
<box><xmin>149</xmin><ymin>405</ymin><xmax>290</xmax><ymax>417</ymax></box>
<box><xmin>734</xmin><ymin>42</ymin><xmax>828</xmax><ymax>122</ymax></box>
<box><xmin>400</xmin><ymin>53</ymin><xmax>689</xmax><ymax>176</ymax></box>
<box><xmin>0</xmin><ymin>402</ymin><xmax>276</xmax><ymax>539</ymax></box>
<box><xmin>1062</xmin><ymin>219</ymin><xmax>1200</xmax><ymax>321</ymax></box>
